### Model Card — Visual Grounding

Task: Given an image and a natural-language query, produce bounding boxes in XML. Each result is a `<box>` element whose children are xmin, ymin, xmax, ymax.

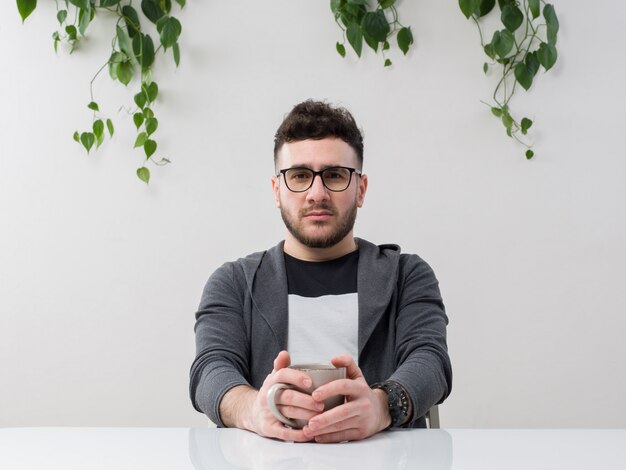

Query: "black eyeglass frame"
<box><xmin>277</xmin><ymin>166</ymin><xmax>362</xmax><ymax>193</ymax></box>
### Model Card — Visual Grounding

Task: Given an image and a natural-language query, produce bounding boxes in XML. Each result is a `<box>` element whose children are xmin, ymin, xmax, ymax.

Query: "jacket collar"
<box><xmin>241</xmin><ymin>238</ymin><xmax>400</xmax><ymax>357</ymax></box>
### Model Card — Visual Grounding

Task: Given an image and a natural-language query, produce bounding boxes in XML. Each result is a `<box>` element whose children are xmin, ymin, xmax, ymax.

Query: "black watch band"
<box><xmin>371</xmin><ymin>380</ymin><xmax>412</xmax><ymax>427</ymax></box>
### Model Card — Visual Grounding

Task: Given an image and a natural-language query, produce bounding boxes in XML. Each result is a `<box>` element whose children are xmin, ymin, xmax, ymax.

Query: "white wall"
<box><xmin>1</xmin><ymin>1</ymin><xmax>624</xmax><ymax>428</ymax></box>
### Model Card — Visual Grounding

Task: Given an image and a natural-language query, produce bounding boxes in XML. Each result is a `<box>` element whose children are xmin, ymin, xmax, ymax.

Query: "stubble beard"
<box><xmin>280</xmin><ymin>202</ymin><xmax>358</xmax><ymax>249</ymax></box>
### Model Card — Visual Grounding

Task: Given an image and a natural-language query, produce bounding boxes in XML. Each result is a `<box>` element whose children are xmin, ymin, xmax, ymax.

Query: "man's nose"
<box><xmin>306</xmin><ymin>174</ymin><xmax>329</xmax><ymax>201</ymax></box>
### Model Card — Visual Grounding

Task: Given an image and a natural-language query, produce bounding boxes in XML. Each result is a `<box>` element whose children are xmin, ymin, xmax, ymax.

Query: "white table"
<box><xmin>1</xmin><ymin>427</ymin><xmax>624</xmax><ymax>469</ymax></box>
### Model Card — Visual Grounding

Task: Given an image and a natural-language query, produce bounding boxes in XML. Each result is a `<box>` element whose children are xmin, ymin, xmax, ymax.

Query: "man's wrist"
<box><xmin>372</xmin><ymin>388</ymin><xmax>393</xmax><ymax>430</ymax></box>
<box><xmin>371</xmin><ymin>381</ymin><xmax>413</xmax><ymax>427</ymax></box>
<box><xmin>219</xmin><ymin>385</ymin><xmax>257</xmax><ymax>429</ymax></box>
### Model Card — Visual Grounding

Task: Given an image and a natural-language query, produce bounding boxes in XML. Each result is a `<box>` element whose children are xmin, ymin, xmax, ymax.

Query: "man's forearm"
<box><xmin>219</xmin><ymin>384</ymin><xmax>257</xmax><ymax>429</ymax></box>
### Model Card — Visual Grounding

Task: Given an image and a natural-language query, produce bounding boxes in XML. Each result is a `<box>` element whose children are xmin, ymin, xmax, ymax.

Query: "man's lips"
<box><xmin>304</xmin><ymin>211</ymin><xmax>333</xmax><ymax>217</ymax></box>
<box><xmin>302</xmin><ymin>209</ymin><xmax>334</xmax><ymax>221</ymax></box>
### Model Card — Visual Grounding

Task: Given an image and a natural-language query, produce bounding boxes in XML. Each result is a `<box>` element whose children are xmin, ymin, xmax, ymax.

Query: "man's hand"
<box><xmin>301</xmin><ymin>354</ymin><xmax>391</xmax><ymax>443</ymax></box>
<box><xmin>221</xmin><ymin>351</ymin><xmax>323</xmax><ymax>442</ymax></box>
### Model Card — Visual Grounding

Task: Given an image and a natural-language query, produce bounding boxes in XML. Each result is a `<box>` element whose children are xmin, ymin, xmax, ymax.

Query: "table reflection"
<box><xmin>188</xmin><ymin>428</ymin><xmax>453</xmax><ymax>470</ymax></box>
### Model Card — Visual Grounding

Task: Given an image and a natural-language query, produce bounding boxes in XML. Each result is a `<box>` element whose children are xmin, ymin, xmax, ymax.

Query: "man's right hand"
<box><xmin>219</xmin><ymin>351</ymin><xmax>323</xmax><ymax>442</ymax></box>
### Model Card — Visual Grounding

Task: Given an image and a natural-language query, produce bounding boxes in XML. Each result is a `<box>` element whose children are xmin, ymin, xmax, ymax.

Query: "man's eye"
<box><xmin>290</xmin><ymin>172</ymin><xmax>311</xmax><ymax>180</ymax></box>
<box><xmin>325</xmin><ymin>170</ymin><xmax>347</xmax><ymax>180</ymax></box>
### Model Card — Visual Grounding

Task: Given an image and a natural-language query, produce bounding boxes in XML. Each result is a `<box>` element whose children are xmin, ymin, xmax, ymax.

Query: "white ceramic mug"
<box><xmin>267</xmin><ymin>364</ymin><xmax>346</xmax><ymax>429</ymax></box>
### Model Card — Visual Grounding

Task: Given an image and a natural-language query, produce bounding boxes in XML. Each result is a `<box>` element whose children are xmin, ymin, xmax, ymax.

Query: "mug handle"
<box><xmin>267</xmin><ymin>383</ymin><xmax>299</xmax><ymax>427</ymax></box>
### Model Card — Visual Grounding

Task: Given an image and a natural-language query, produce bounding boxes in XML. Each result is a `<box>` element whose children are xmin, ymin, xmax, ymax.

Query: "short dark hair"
<box><xmin>273</xmin><ymin>100</ymin><xmax>364</xmax><ymax>167</ymax></box>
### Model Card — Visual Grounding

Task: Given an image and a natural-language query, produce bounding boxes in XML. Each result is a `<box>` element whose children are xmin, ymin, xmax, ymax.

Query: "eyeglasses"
<box><xmin>277</xmin><ymin>166</ymin><xmax>361</xmax><ymax>192</ymax></box>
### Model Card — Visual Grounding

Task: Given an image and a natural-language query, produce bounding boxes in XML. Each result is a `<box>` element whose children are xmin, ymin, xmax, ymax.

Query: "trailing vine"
<box><xmin>17</xmin><ymin>0</ymin><xmax>185</xmax><ymax>184</ymax></box>
<box><xmin>16</xmin><ymin>1</ymin><xmax>561</xmax><ymax>184</ymax></box>
<box><xmin>459</xmin><ymin>0</ymin><xmax>559</xmax><ymax>159</ymax></box>
<box><xmin>331</xmin><ymin>0</ymin><xmax>414</xmax><ymax>67</ymax></box>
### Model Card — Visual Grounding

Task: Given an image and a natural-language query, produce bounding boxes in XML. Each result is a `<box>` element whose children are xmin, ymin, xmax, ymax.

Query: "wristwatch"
<box><xmin>371</xmin><ymin>380</ymin><xmax>412</xmax><ymax>427</ymax></box>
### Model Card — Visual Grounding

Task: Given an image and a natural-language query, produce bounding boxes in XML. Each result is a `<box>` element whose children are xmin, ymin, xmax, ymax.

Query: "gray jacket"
<box><xmin>190</xmin><ymin>238</ymin><xmax>452</xmax><ymax>428</ymax></box>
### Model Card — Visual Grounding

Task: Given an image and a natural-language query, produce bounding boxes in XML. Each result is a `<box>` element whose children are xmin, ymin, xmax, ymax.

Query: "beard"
<box><xmin>280</xmin><ymin>201</ymin><xmax>358</xmax><ymax>249</ymax></box>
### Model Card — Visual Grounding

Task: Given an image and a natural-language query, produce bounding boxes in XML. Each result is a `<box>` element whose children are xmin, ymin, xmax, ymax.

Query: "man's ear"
<box><xmin>271</xmin><ymin>175</ymin><xmax>281</xmax><ymax>208</ymax></box>
<box><xmin>357</xmin><ymin>173</ymin><xmax>368</xmax><ymax>208</ymax></box>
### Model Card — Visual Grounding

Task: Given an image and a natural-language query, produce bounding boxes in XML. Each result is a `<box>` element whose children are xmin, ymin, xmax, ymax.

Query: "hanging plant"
<box><xmin>331</xmin><ymin>0</ymin><xmax>414</xmax><ymax>67</ymax></box>
<box><xmin>17</xmin><ymin>0</ymin><xmax>185</xmax><ymax>184</ymax></box>
<box><xmin>459</xmin><ymin>0</ymin><xmax>560</xmax><ymax>159</ymax></box>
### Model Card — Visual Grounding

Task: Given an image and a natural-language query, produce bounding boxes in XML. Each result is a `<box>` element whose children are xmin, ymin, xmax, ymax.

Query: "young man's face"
<box><xmin>272</xmin><ymin>138</ymin><xmax>368</xmax><ymax>250</ymax></box>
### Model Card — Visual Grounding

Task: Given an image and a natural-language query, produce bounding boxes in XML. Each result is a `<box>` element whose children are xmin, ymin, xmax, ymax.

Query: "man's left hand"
<box><xmin>301</xmin><ymin>354</ymin><xmax>391</xmax><ymax>443</ymax></box>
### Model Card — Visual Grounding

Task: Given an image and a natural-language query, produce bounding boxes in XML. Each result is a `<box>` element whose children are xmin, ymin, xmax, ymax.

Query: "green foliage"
<box><xmin>19</xmin><ymin>1</ymin><xmax>184</xmax><ymax>183</ymax></box>
<box><xmin>459</xmin><ymin>1</ymin><xmax>560</xmax><ymax>159</ymax></box>
<box><xmin>17</xmin><ymin>0</ymin><xmax>37</xmax><ymax>22</ymax></box>
<box><xmin>331</xmin><ymin>0</ymin><xmax>413</xmax><ymax>66</ymax></box>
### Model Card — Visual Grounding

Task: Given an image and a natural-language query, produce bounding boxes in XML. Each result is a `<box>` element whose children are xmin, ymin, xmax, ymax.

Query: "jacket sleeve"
<box><xmin>189</xmin><ymin>261</ymin><xmax>251</xmax><ymax>427</ymax></box>
<box><xmin>389</xmin><ymin>254</ymin><xmax>452</xmax><ymax>425</ymax></box>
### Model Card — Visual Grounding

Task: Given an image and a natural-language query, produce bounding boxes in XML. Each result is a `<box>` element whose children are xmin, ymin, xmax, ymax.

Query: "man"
<box><xmin>190</xmin><ymin>100</ymin><xmax>452</xmax><ymax>443</ymax></box>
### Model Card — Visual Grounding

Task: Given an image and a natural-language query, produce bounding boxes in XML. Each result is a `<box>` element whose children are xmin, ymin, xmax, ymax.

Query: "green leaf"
<box><xmin>73</xmin><ymin>131</ymin><xmax>80</xmax><ymax>143</ymax></box>
<box><xmin>134</xmin><ymin>91</ymin><xmax>147</xmax><ymax>109</ymax></box>
<box><xmin>483</xmin><ymin>43</ymin><xmax>495</xmax><ymax>60</ymax></box>
<box><xmin>502</xmin><ymin>113</ymin><xmax>513</xmax><ymax>130</ymax></box>
<box><xmin>543</xmin><ymin>4</ymin><xmax>559</xmax><ymax>46</ymax></box>
<box><xmin>379</xmin><ymin>0</ymin><xmax>396</xmax><ymax>8</ymax></box>
<box><xmin>134</xmin><ymin>132</ymin><xmax>148</xmax><ymax>148</ymax></box>
<box><xmin>87</xmin><ymin>101</ymin><xmax>99</xmax><ymax>112</ymax></box>
<box><xmin>93</xmin><ymin>119</ymin><xmax>104</xmax><ymax>138</ymax></box>
<box><xmin>57</xmin><ymin>10</ymin><xmax>67</xmax><ymax>25</ymax></box>
<box><xmin>491</xmin><ymin>107</ymin><xmax>502</xmax><ymax>117</ymax></box>
<box><xmin>65</xmin><ymin>25</ymin><xmax>77</xmax><ymax>41</ymax></box>
<box><xmin>346</xmin><ymin>0</ymin><xmax>369</xmax><ymax>5</ymax></box>
<box><xmin>117</xmin><ymin>60</ymin><xmax>134</xmax><ymax>86</ymax></box>
<box><xmin>172</xmin><ymin>43</ymin><xmax>180</xmax><ymax>66</ymax></box>
<box><xmin>132</xmin><ymin>33</ymin><xmax>155</xmax><ymax>71</ymax></box>
<box><xmin>137</xmin><ymin>166</ymin><xmax>150</xmax><ymax>184</ymax></box>
<box><xmin>68</xmin><ymin>0</ymin><xmax>90</xmax><ymax>8</ymax></box>
<box><xmin>141</xmin><ymin>0</ymin><xmax>165</xmax><ymax>24</ymax></box>
<box><xmin>459</xmin><ymin>0</ymin><xmax>480</xmax><ymax>19</ymax></box>
<box><xmin>361</xmin><ymin>11</ymin><xmax>389</xmax><ymax>42</ymax></box>
<box><xmin>80</xmin><ymin>132</ymin><xmax>95</xmax><ymax>153</ymax></box>
<box><xmin>483</xmin><ymin>62</ymin><xmax>488</xmax><ymax>74</ymax></box>
<box><xmin>144</xmin><ymin>81</ymin><xmax>158</xmax><ymax>102</ymax></box>
<box><xmin>346</xmin><ymin>22</ymin><xmax>363</xmax><ymax>57</ymax></box>
<box><xmin>121</xmin><ymin>5</ymin><xmax>140</xmax><ymax>38</ymax></box>
<box><xmin>145</xmin><ymin>117</ymin><xmax>158</xmax><ymax>135</ymax></box>
<box><xmin>525</xmin><ymin>149</ymin><xmax>534</xmax><ymax>159</ymax></box>
<box><xmin>143</xmin><ymin>107</ymin><xmax>154</xmax><ymax>119</ymax></box>
<box><xmin>100</xmin><ymin>0</ymin><xmax>122</xmax><ymax>6</ymax></box>
<box><xmin>382</xmin><ymin>40</ymin><xmax>390</xmax><ymax>51</ymax></box>
<box><xmin>93</xmin><ymin>119</ymin><xmax>104</xmax><ymax>147</ymax></box>
<box><xmin>156</xmin><ymin>16</ymin><xmax>182</xmax><ymax>49</ymax></box>
<box><xmin>501</xmin><ymin>4</ymin><xmax>523</xmax><ymax>32</ymax></box>
<box><xmin>478</xmin><ymin>0</ymin><xmax>496</xmax><ymax>17</ymax></box>
<box><xmin>78</xmin><ymin>7</ymin><xmax>93</xmax><ymax>36</ymax></box>
<box><xmin>491</xmin><ymin>29</ymin><xmax>514</xmax><ymax>58</ymax></box>
<box><xmin>521</xmin><ymin>117</ymin><xmax>533</xmax><ymax>135</ymax></box>
<box><xmin>106</xmin><ymin>119</ymin><xmax>114</xmax><ymax>137</ymax></box>
<box><xmin>525</xmin><ymin>51</ymin><xmax>540</xmax><ymax>77</ymax></box>
<box><xmin>17</xmin><ymin>0</ymin><xmax>37</xmax><ymax>22</ymax></box>
<box><xmin>160</xmin><ymin>0</ymin><xmax>172</xmax><ymax>13</ymax></box>
<box><xmin>116</xmin><ymin>25</ymin><xmax>134</xmax><ymax>61</ymax></box>
<box><xmin>397</xmin><ymin>27</ymin><xmax>413</xmax><ymax>56</ymax></box>
<box><xmin>144</xmin><ymin>139</ymin><xmax>157</xmax><ymax>158</ymax></box>
<box><xmin>133</xmin><ymin>112</ymin><xmax>144</xmax><ymax>129</ymax></box>
<box><xmin>384</xmin><ymin>58</ymin><xmax>392</xmax><ymax>67</ymax></box>
<box><xmin>175</xmin><ymin>0</ymin><xmax>185</xmax><ymax>7</ymax></box>
<box><xmin>363</xmin><ymin>31</ymin><xmax>379</xmax><ymax>53</ymax></box>
<box><xmin>537</xmin><ymin>42</ymin><xmax>557</xmax><ymax>70</ymax></box>
<box><xmin>514</xmin><ymin>62</ymin><xmax>533</xmax><ymax>91</ymax></box>
<box><xmin>529</xmin><ymin>0</ymin><xmax>540</xmax><ymax>19</ymax></box>
<box><xmin>336</xmin><ymin>42</ymin><xmax>346</xmax><ymax>58</ymax></box>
